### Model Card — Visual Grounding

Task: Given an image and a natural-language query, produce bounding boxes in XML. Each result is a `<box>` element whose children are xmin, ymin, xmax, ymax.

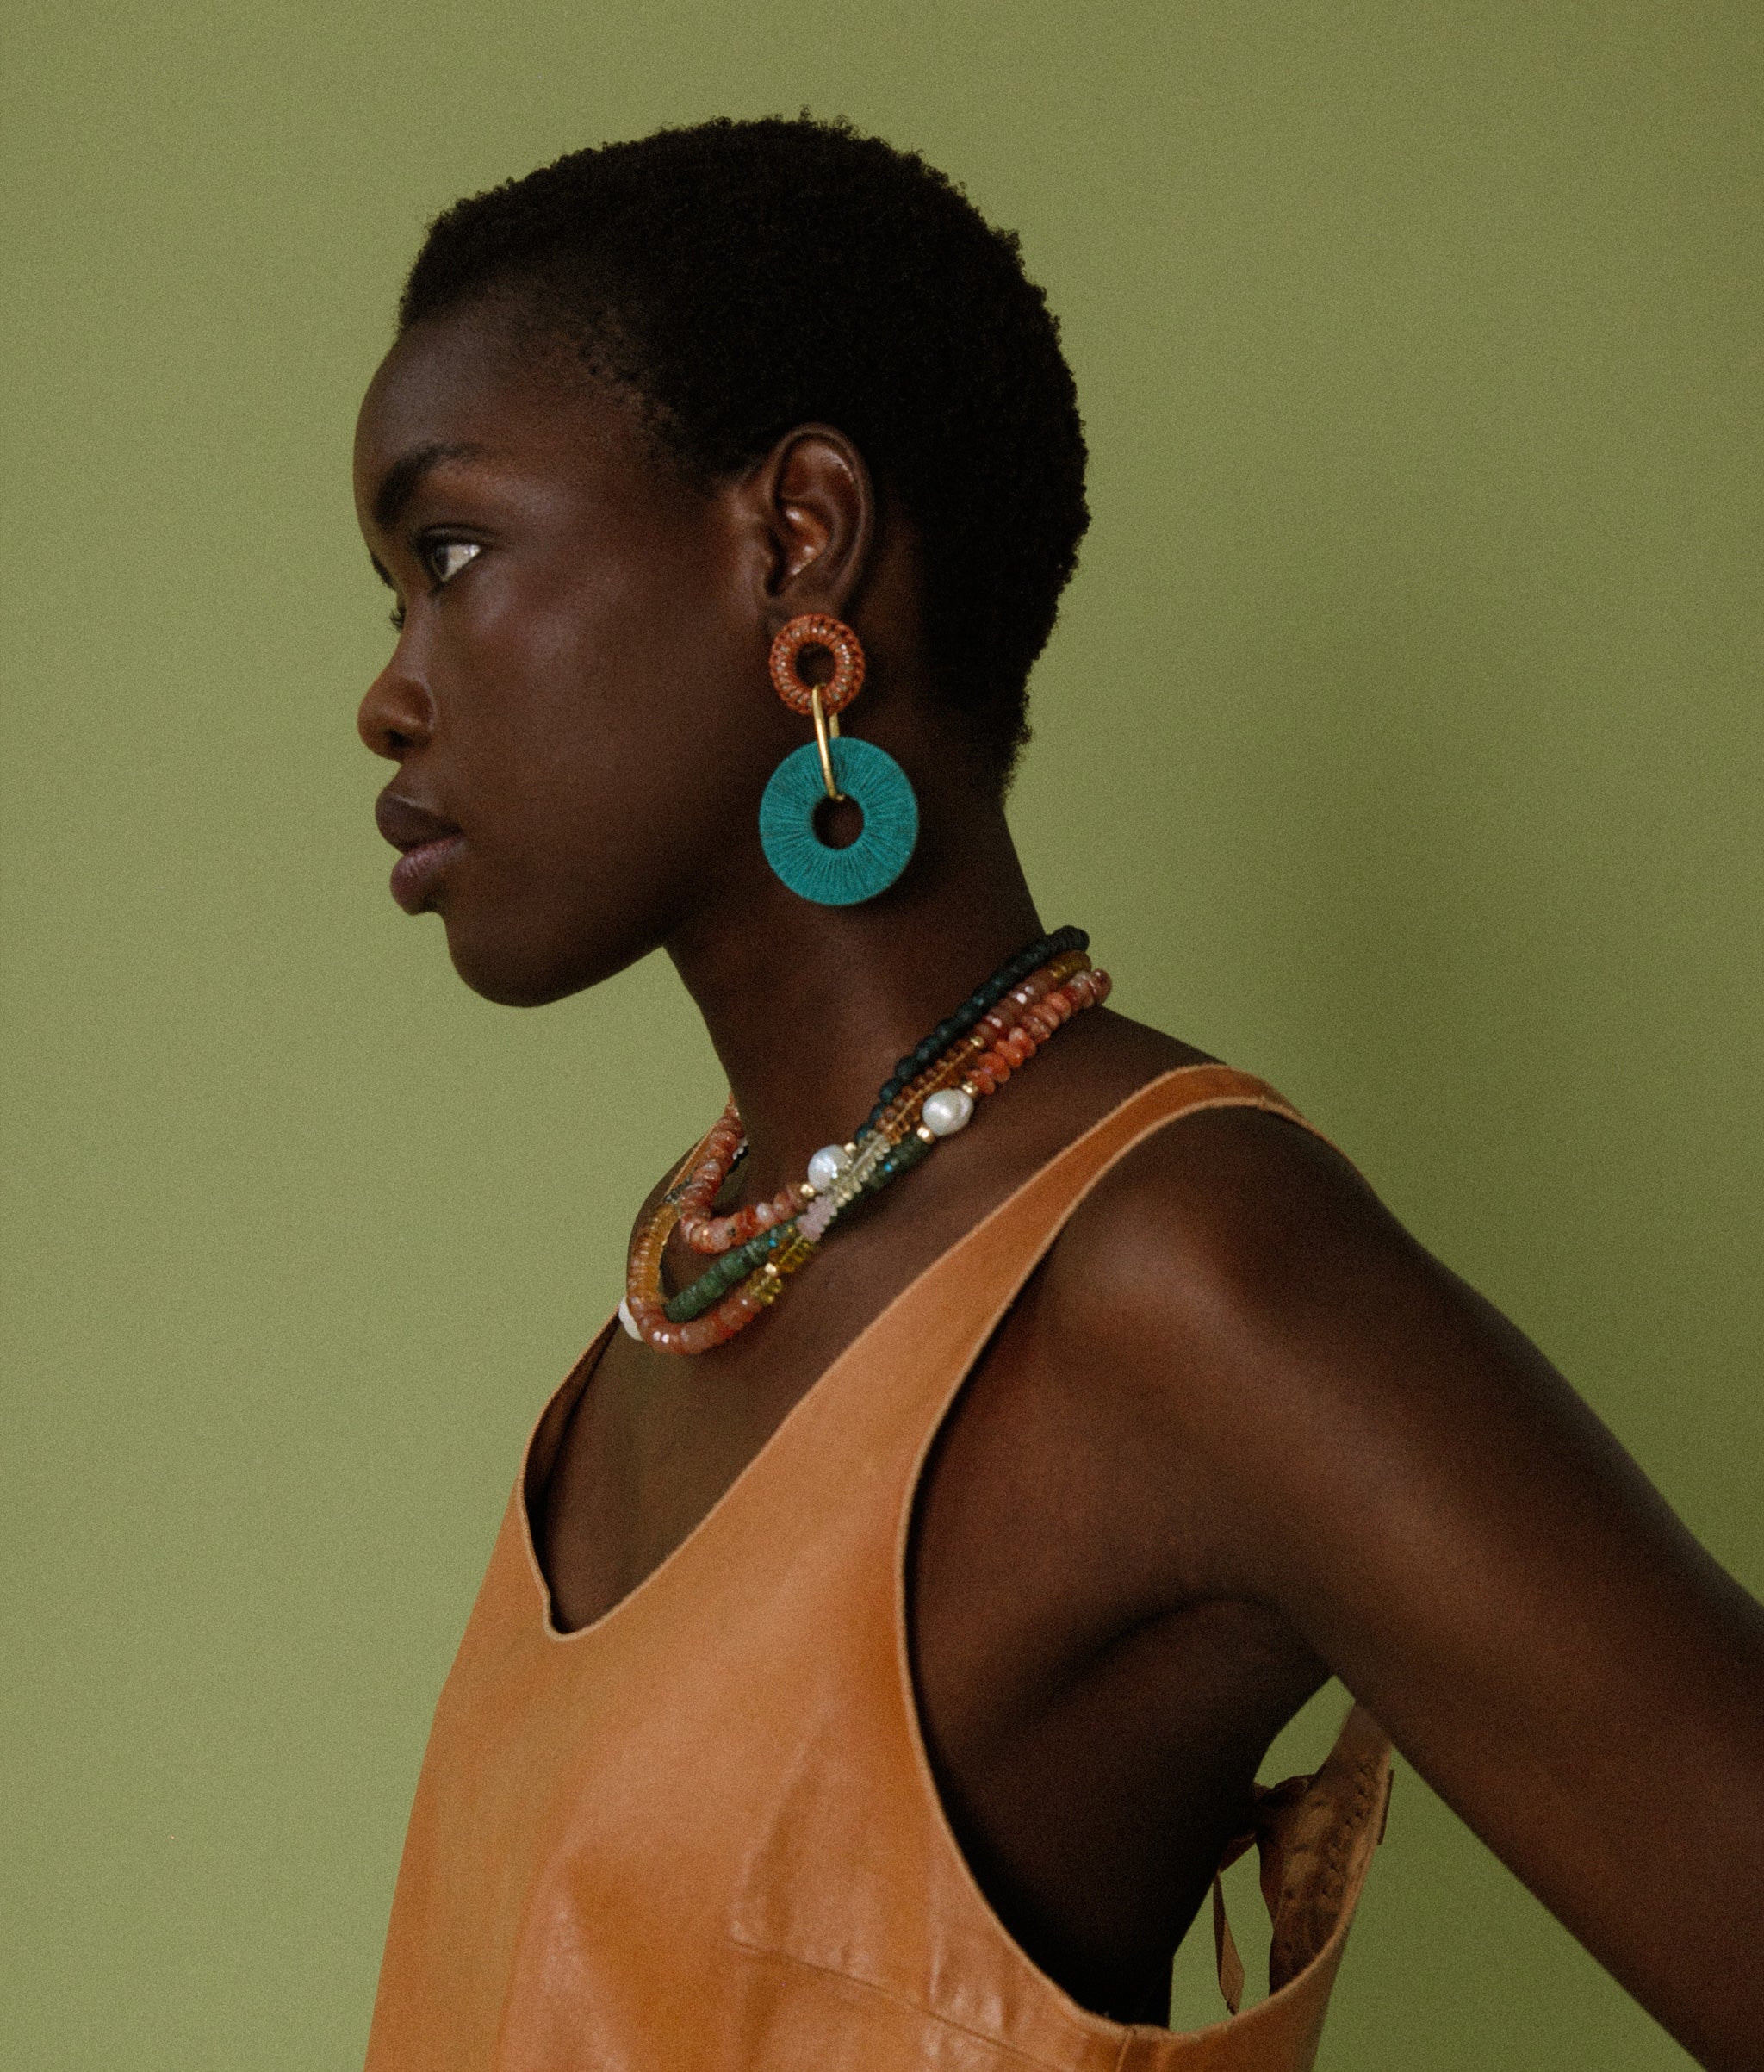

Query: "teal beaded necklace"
<box><xmin>622</xmin><ymin>929</ymin><xmax>1107</xmax><ymax>1354</ymax></box>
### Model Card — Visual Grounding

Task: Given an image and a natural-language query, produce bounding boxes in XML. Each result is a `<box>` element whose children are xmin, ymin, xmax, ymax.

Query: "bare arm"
<box><xmin>1066</xmin><ymin>1107</ymin><xmax>1764</xmax><ymax>2071</ymax></box>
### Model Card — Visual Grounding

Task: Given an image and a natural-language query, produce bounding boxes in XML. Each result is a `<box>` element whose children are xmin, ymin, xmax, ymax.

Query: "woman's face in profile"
<box><xmin>352</xmin><ymin>309</ymin><xmax>768</xmax><ymax>1008</ymax></box>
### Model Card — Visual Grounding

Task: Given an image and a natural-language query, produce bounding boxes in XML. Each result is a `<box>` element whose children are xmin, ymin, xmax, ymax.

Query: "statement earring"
<box><xmin>758</xmin><ymin>614</ymin><xmax>919</xmax><ymax>906</ymax></box>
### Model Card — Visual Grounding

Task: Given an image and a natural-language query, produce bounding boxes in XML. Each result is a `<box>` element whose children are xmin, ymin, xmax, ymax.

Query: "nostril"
<box><xmin>357</xmin><ymin>670</ymin><xmax>433</xmax><ymax>761</ymax></box>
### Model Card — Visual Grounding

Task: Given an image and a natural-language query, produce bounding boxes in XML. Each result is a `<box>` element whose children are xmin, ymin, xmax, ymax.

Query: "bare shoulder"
<box><xmin>1042</xmin><ymin>1089</ymin><xmax>1464</xmax><ymax>1473</ymax></box>
<box><xmin>1061</xmin><ymin>1084</ymin><xmax>1410</xmax><ymax>1317</ymax></box>
<box><xmin>1032</xmin><ymin>1074</ymin><xmax>1718</xmax><ymax>1625</ymax></box>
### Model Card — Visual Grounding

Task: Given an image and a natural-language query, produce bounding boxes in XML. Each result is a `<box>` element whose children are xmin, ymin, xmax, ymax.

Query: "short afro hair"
<box><xmin>397</xmin><ymin>115</ymin><xmax>1089</xmax><ymax>785</ymax></box>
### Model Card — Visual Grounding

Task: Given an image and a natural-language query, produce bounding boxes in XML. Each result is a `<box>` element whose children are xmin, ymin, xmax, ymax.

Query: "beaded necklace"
<box><xmin>620</xmin><ymin>929</ymin><xmax>1109</xmax><ymax>1355</ymax></box>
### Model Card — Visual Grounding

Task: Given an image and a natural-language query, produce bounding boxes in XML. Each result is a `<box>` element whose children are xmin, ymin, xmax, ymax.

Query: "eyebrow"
<box><xmin>370</xmin><ymin>440</ymin><xmax>488</xmax><ymax>534</ymax></box>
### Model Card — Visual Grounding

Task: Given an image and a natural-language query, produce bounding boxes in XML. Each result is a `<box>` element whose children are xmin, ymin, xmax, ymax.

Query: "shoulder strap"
<box><xmin>856</xmin><ymin>1063</ymin><xmax>1324</xmax><ymax>1409</ymax></box>
<box><xmin>872</xmin><ymin>1066</ymin><xmax>1388</xmax><ymax>2025</ymax></box>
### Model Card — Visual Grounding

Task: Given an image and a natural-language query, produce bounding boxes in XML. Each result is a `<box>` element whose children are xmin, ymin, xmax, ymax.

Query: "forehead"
<box><xmin>352</xmin><ymin>307</ymin><xmax>661</xmax><ymax>525</ymax></box>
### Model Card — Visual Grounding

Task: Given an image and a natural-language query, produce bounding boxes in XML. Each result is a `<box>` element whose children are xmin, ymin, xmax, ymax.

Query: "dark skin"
<box><xmin>356</xmin><ymin>304</ymin><xmax>1764</xmax><ymax>2068</ymax></box>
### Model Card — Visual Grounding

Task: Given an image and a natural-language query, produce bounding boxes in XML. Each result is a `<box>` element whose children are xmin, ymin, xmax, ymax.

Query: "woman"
<box><xmin>353</xmin><ymin>117</ymin><xmax>1763</xmax><ymax>2070</ymax></box>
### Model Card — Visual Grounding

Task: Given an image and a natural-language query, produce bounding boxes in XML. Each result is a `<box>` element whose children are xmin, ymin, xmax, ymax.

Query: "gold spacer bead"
<box><xmin>916</xmin><ymin>1123</ymin><xmax>935</xmax><ymax>1144</ymax></box>
<box><xmin>960</xmin><ymin>1080</ymin><xmax>978</xmax><ymax>1098</ymax></box>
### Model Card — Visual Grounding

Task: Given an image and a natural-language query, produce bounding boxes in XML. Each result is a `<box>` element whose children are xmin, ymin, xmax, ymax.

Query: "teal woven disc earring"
<box><xmin>759</xmin><ymin>613</ymin><xmax>919</xmax><ymax>907</ymax></box>
<box><xmin>759</xmin><ymin>735</ymin><xmax>919</xmax><ymax>905</ymax></box>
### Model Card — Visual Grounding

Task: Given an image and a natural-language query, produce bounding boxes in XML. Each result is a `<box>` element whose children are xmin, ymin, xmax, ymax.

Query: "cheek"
<box><xmin>438</xmin><ymin>554</ymin><xmax>774</xmax><ymax>930</ymax></box>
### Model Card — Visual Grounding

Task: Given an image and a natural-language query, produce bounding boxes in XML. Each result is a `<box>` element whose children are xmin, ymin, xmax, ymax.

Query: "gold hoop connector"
<box><xmin>811</xmin><ymin>687</ymin><xmax>845</xmax><ymax>802</ymax></box>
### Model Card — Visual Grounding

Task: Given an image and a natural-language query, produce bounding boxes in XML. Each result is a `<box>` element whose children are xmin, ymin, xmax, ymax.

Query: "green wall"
<box><xmin>4</xmin><ymin>3</ymin><xmax>1759</xmax><ymax>2064</ymax></box>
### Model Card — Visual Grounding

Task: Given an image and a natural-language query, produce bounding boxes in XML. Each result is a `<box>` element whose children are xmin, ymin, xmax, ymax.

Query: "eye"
<box><xmin>380</xmin><ymin>538</ymin><xmax>480</xmax><ymax>635</ymax></box>
<box><xmin>424</xmin><ymin>538</ymin><xmax>481</xmax><ymax>587</ymax></box>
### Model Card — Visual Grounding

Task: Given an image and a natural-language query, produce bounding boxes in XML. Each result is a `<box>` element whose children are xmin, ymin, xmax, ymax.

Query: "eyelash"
<box><xmin>388</xmin><ymin>536</ymin><xmax>481</xmax><ymax>631</ymax></box>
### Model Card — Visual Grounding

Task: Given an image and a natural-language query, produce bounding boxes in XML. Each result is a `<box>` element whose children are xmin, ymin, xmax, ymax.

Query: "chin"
<box><xmin>442</xmin><ymin>911</ymin><xmax>655</xmax><ymax>1009</ymax></box>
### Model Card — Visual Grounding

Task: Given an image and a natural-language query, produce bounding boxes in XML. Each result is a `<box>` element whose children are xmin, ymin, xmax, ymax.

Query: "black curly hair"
<box><xmin>397</xmin><ymin>115</ymin><xmax>1089</xmax><ymax>786</ymax></box>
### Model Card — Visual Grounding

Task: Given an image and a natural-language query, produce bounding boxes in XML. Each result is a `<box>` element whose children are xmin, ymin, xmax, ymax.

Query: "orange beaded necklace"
<box><xmin>620</xmin><ymin>934</ymin><xmax>1109</xmax><ymax>1356</ymax></box>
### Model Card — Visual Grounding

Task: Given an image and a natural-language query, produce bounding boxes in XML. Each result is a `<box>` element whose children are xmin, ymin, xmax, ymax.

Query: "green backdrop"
<box><xmin>4</xmin><ymin>3</ymin><xmax>1759</xmax><ymax>2065</ymax></box>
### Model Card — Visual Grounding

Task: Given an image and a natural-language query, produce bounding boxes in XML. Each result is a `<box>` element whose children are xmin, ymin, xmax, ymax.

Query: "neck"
<box><xmin>664</xmin><ymin>794</ymin><xmax>1046</xmax><ymax>1197</ymax></box>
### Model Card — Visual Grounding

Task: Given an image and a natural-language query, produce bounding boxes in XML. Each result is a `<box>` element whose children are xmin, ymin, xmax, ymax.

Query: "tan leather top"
<box><xmin>366</xmin><ymin>1066</ymin><xmax>1392</xmax><ymax>2071</ymax></box>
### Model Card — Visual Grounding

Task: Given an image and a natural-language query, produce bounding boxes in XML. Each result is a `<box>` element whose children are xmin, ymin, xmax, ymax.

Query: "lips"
<box><xmin>376</xmin><ymin>790</ymin><xmax>465</xmax><ymax>914</ymax></box>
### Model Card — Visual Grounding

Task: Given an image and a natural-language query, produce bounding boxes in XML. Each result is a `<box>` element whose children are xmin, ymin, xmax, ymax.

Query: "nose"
<box><xmin>357</xmin><ymin>649</ymin><xmax>435</xmax><ymax>762</ymax></box>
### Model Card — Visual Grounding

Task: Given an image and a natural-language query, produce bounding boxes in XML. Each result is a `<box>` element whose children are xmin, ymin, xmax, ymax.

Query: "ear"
<box><xmin>733</xmin><ymin>424</ymin><xmax>874</xmax><ymax>628</ymax></box>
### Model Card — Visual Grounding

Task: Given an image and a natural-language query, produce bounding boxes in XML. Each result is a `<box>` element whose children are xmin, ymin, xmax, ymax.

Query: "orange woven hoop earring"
<box><xmin>767</xmin><ymin>613</ymin><xmax>866</xmax><ymax>717</ymax></box>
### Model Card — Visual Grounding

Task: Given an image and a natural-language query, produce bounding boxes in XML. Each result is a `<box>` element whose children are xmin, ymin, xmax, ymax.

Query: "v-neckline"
<box><xmin>514</xmin><ymin>1066</ymin><xmax>1225</xmax><ymax>1648</ymax></box>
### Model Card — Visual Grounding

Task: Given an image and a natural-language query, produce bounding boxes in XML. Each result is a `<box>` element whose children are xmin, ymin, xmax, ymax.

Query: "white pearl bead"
<box><xmin>921</xmin><ymin>1088</ymin><xmax>974</xmax><ymax>1137</ymax></box>
<box><xmin>618</xmin><ymin>1296</ymin><xmax>642</xmax><ymax>1341</ymax></box>
<box><xmin>806</xmin><ymin>1142</ymin><xmax>854</xmax><ymax>1192</ymax></box>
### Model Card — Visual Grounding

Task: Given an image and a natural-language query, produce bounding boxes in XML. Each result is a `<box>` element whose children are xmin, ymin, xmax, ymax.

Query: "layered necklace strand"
<box><xmin>620</xmin><ymin>929</ymin><xmax>1109</xmax><ymax>1355</ymax></box>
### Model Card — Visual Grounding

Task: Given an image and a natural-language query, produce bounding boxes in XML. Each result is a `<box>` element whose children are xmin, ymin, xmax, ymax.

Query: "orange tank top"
<box><xmin>366</xmin><ymin>1067</ymin><xmax>1392</xmax><ymax>2071</ymax></box>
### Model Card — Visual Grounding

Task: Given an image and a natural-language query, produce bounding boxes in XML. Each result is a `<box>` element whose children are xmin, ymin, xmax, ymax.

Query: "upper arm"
<box><xmin>1058</xmin><ymin>1106</ymin><xmax>1764</xmax><ymax>2069</ymax></box>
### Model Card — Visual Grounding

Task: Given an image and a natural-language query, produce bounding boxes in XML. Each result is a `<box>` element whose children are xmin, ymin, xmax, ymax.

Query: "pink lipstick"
<box><xmin>389</xmin><ymin>833</ymin><xmax>464</xmax><ymax>913</ymax></box>
<box><xmin>376</xmin><ymin>792</ymin><xmax>465</xmax><ymax>915</ymax></box>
